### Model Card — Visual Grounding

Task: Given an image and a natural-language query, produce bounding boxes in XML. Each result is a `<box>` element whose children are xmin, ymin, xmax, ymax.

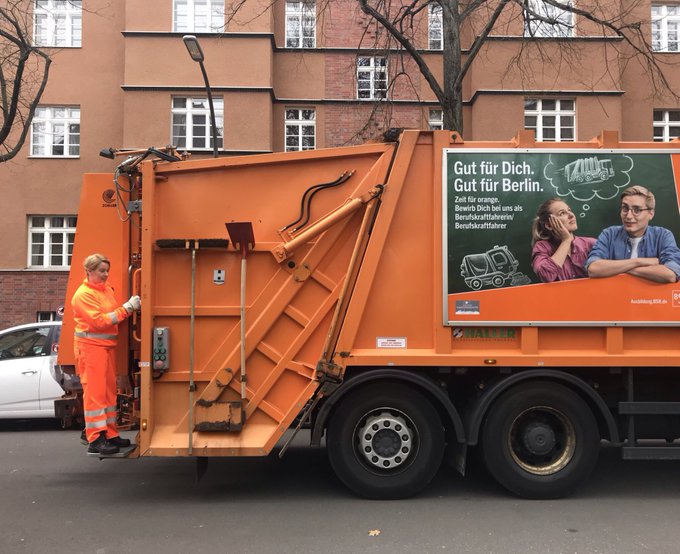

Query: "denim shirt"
<box><xmin>585</xmin><ymin>225</ymin><xmax>680</xmax><ymax>279</ymax></box>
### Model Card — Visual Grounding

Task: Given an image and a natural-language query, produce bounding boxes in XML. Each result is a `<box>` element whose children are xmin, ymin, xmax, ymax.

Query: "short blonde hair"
<box><xmin>83</xmin><ymin>253</ymin><xmax>110</xmax><ymax>272</ymax></box>
<box><xmin>621</xmin><ymin>186</ymin><xmax>655</xmax><ymax>210</ymax></box>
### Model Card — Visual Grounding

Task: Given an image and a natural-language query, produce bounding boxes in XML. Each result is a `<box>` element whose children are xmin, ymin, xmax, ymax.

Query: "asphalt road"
<box><xmin>2</xmin><ymin>420</ymin><xmax>680</xmax><ymax>554</ymax></box>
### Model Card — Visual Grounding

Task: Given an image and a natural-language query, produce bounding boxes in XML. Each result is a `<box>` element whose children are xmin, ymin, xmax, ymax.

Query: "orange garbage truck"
<box><xmin>57</xmin><ymin>129</ymin><xmax>680</xmax><ymax>499</ymax></box>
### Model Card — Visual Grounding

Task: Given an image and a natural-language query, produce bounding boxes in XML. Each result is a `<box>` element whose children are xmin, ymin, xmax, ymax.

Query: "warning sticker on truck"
<box><xmin>443</xmin><ymin>149</ymin><xmax>680</xmax><ymax>326</ymax></box>
<box><xmin>376</xmin><ymin>337</ymin><xmax>407</xmax><ymax>348</ymax></box>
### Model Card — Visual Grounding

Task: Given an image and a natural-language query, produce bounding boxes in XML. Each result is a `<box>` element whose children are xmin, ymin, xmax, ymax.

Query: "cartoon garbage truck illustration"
<box><xmin>460</xmin><ymin>245</ymin><xmax>524</xmax><ymax>290</ymax></box>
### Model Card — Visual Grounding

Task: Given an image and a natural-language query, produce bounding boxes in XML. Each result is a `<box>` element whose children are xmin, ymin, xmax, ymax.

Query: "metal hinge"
<box><xmin>128</xmin><ymin>200</ymin><xmax>142</xmax><ymax>213</ymax></box>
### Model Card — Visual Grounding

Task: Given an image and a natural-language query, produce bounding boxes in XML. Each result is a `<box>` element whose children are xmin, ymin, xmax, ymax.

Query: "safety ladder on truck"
<box><xmin>620</xmin><ymin>368</ymin><xmax>680</xmax><ymax>459</ymax></box>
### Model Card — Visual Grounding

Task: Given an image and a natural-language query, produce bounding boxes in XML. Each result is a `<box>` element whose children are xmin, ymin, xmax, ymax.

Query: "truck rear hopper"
<box><xmin>59</xmin><ymin>130</ymin><xmax>680</xmax><ymax>499</ymax></box>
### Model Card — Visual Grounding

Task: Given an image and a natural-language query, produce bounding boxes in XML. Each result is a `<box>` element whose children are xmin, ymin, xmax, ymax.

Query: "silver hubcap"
<box><xmin>358</xmin><ymin>410</ymin><xmax>413</xmax><ymax>470</ymax></box>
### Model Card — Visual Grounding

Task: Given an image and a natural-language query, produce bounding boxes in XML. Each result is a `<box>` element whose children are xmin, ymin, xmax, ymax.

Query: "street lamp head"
<box><xmin>182</xmin><ymin>35</ymin><xmax>205</xmax><ymax>63</ymax></box>
<box><xmin>99</xmin><ymin>147</ymin><xmax>116</xmax><ymax>159</ymax></box>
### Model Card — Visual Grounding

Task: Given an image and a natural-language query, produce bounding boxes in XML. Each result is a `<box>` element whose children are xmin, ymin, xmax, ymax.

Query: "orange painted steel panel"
<box><xmin>134</xmin><ymin>143</ymin><xmax>395</xmax><ymax>456</ymax></box>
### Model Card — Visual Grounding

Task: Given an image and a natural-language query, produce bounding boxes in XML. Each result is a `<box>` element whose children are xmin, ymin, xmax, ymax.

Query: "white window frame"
<box><xmin>33</xmin><ymin>0</ymin><xmax>82</xmax><ymax>47</ymax></box>
<box><xmin>285</xmin><ymin>1</ymin><xmax>316</xmax><ymax>48</ymax></box>
<box><xmin>428</xmin><ymin>3</ymin><xmax>443</xmax><ymax>50</ymax></box>
<box><xmin>173</xmin><ymin>0</ymin><xmax>225</xmax><ymax>33</ymax></box>
<box><xmin>357</xmin><ymin>56</ymin><xmax>388</xmax><ymax>101</ymax></box>
<box><xmin>30</xmin><ymin>106</ymin><xmax>80</xmax><ymax>157</ymax></box>
<box><xmin>285</xmin><ymin>108</ymin><xmax>316</xmax><ymax>151</ymax></box>
<box><xmin>524</xmin><ymin>98</ymin><xmax>575</xmax><ymax>142</ymax></box>
<box><xmin>652</xmin><ymin>5</ymin><xmax>680</xmax><ymax>52</ymax></box>
<box><xmin>524</xmin><ymin>0</ymin><xmax>573</xmax><ymax>38</ymax></box>
<box><xmin>171</xmin><ymin>97</ymin><xmax>224</xmax><ymax>151</ymax></box>
<box><xmin>428</xmin><ymin>108</ymin><xmax>443</xmax><ymax>130</ymax></box>
<box><xmin>28</xmin><ymin>215</ymin><xmax>78</xmax><ymax>269</ymax></box>
<box><xmin>653</xmin><ymin>109</ymin><xmax>680</xmax><ymax>141</ymax></box>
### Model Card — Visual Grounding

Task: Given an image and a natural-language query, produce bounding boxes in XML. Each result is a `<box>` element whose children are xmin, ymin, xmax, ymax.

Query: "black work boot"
<box><xmin>107</xmin><ymin>435</ymin><xmax>131</xmax><ymax>448</ymax></box>
<box><xmin>87</xmin><ymin>433</ymin><xmax>119</xmax><ymax>455</ymax></box>
<box><xmin>80</xmin><ymin>430</ymin><xmax>87</xmax><ymax>445</ymax></box>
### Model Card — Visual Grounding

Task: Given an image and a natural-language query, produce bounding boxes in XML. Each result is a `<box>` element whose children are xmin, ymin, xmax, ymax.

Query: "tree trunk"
<box><xmin>442</xmin><ymin>2</ymin><xmax>463</xmax><ymax>134</ymax></box>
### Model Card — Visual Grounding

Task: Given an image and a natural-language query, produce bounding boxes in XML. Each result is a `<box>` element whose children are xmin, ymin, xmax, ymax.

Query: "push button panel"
<box><xmin>153</xmin><ymin>327</ymin><xmax>170</xmax><ymax>372</ymax></box>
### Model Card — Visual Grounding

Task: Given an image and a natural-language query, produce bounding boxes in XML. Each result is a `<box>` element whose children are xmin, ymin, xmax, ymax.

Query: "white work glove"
<box><xmin>123</xmin><ymin>295</ymin><xmax>141</xmax><ymax>314</ymax></box>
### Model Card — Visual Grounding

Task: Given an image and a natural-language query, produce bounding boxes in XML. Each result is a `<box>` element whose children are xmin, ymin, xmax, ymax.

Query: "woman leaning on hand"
<box><xmin>531</xmin><ymin>198</ymin><xmax>596</xmax><ymax>282</ymax></box>
<box><xmin>71</xmin><ymin>253</ymin><xmax>140</xmax><ymax>455</ymax></box>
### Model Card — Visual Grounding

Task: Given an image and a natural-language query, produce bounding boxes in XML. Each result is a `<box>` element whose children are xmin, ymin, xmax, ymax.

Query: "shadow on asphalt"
<box><xmin>0</xmin><ymin>418</ymin><xmax>64</xmax><ymax>431</ymax></box>
<box><xmin>3</xmin><ymin>420</ymin><xmax>679</xmax><ymax>502</ymax></box>
<box><xmin>70</xmin><ymin>443</ymin><xmax>680</xmax><ymax>505</ymax></box>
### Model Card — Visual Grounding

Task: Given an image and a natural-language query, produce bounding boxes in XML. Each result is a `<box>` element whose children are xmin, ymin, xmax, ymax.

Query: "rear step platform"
<box><xmin>88</xmin><ymin>445</ymin><xmax>137</xmax><ymax>459</ymax></box>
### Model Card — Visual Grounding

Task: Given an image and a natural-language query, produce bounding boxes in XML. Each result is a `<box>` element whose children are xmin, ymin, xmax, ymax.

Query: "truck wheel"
<box><xmin>491</xmin><ymin>275</ymin><xmax>504</xmax><ymax>288</ymax></box>
<box><xmin>327</xmin><ymin>383</ymin><xmax>444</xmax><ymax>499</ymax></box>
<box><xmin>481</xmin><ymin>382</ymin><xmax>599</xmax><ymax>499</ymax></box>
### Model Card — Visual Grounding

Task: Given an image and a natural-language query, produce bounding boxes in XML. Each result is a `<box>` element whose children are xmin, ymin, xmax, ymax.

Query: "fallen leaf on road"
<box><xmin>368</xmin><ymin>529</ymin><xmax>381</xmax><ymax>537</ymax></box>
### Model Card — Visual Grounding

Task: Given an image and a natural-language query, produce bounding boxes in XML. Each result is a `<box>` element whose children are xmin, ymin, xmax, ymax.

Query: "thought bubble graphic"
<box><xmin>544</xmin><ymin>154</ymin><xmax>634</xmax><ymax>202</ymax></box>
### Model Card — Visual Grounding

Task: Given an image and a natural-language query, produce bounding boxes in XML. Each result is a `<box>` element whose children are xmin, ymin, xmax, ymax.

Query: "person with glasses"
<box><xmin>586</xmin><ymin>186</ymin><xmax>680</xmax><ymax>283</ymax></box>
<box><xmin>531</xmin><ymin>198</ymin><xmax>596</xmax><ymax>282</ymax></box>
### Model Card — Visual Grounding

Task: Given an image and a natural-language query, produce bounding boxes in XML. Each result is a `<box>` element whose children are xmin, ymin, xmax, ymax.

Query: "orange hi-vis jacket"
<box><xmin>71</xmin><ymin>279</ymin><xmax>131</xmax><ymax>347</ymax></box>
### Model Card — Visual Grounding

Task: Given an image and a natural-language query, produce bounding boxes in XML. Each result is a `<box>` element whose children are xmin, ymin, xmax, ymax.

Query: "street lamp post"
<box><xmin>182</xmin><ymin>35</ymin><xmax>219</xmax><ymax>158</ymax></box>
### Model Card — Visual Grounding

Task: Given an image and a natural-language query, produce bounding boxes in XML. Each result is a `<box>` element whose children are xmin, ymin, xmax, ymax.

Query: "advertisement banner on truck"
<box><xmin>443</xmin><ymin>150</ymin><xmax>680</xmax><ymax>325</ymax></box>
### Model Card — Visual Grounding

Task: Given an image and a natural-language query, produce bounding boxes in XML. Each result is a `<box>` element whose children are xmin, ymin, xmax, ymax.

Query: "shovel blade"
<box><xmin>225</xmin><ymin>222</ymin><xmax>255</xmax><ymax>257</ymax></box>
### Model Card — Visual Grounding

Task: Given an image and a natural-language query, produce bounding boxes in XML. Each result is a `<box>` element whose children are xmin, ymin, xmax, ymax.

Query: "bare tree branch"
<box><xmin>0</xmin><ymin>2</ymin><xmax>52</xmax><ymax>163</ymax></box>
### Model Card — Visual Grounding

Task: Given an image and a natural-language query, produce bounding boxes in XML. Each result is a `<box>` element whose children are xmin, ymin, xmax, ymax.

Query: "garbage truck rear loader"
<box><xmin>59</xmin><ymin>130</ymin><xmax>680</xmax><ymax>499</ymax></box>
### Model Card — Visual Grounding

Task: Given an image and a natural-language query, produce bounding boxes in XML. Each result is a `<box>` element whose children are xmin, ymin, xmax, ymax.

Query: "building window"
<box><xmin>652</xmin><ymin>5</ymin><xmax>680</xmax><ymax>52</ymax></box>
<box><xmin>428</xmin><ymin>3</ymin><xmax>443</xmax><ymax>50</ymax></box>
<box><xmin>28</xmin><ymin>216</ymin><xmax>77</xmax><ymax>268</ymax></box>
<box><xmin>524</xmin><ymin>0</ymin><xmax>573</xmax><ymax>38</ymax></box>
<box><xmin>30</xmin><ymin>106</ymin><xmax>80</xmax><ymax>157</ymax></box>
<box><xmin>524</xmin><ymin>98</ymin><xmax>575</xmax><ymax>142</ymax></box>
<box><xmin>429</xmin><ymin>108</ymin><xmax>443</xmax><ymax>130</ymax></box>
<box><xmin>653</xmin><ymin>109</ymin><xmax>680</xmax><ymax>141</ymax></box>
<box><xmin>37</xmin><ymin>311</ymin><xmax>58</xmax><ymax>322</ymax></box>
<box><xmin>285</xmin><ymin>108</ymin><xmax>316</xmax><ymax>151</ymax></box>
<box><xmin>285</xmin><ymin>1</ymin><xmax>315</xmax><ymax>48</ymax></box>
<box><xmin>33</xmin><ymin>0</ymin><xmax>82</xmax><ymax>47</ymax></box>
<box><xmin>357</xmin><ymin>57</ymin><xmax>388</xmax><ymax>100</ymax></box>
<box><xmin>172</xmin><ymin>97</ymin><xmax>224</xmax><ymax>150</ymax></box>
<box><xmin>173</xmin><ymin>0</ymin><xmax>225</xmax><ymax>33</ymax></box>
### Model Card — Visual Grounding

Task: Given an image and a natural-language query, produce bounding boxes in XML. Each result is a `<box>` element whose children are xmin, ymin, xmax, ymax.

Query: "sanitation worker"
<box><xmin>72</xmin><ymin>253</ymin><xmax>140</xmax><ymax>455</ymax></box>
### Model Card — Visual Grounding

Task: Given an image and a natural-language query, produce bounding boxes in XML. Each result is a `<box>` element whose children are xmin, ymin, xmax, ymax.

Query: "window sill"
<box><xmin>27</xmin><ymin>156</ymin><xmax>80</xmax><ymax>159</ymax></box>
<box><xmin>33</xmin><ymin>44</ymin><xmax>82</xmax><ymax>49</ymax></box>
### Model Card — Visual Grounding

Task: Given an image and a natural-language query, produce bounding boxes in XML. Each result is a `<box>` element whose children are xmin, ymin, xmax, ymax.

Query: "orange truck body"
<box><xmin>59</xmin><ymin>130</ymin><xmax>680</xmax><ymax>499</ymax></box>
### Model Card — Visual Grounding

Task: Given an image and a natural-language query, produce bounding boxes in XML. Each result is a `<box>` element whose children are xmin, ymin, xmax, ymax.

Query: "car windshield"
<box><xmin>0</xmin><ymin>327</ymin><xmax>51</xmax><ymax>359</ymax></box>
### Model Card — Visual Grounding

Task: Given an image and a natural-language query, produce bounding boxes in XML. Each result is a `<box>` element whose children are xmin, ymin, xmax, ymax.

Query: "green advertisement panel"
<box><xmin>444</xmin><ymin>150</ymin><xmax>680</xmax><ymax>297</ymax></box>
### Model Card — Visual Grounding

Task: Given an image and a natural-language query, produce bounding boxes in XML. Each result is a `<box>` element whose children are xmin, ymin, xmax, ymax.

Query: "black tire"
<box><xmin>491</xmin><ymin>275</ymin><xmax>504</xmax><ymax>288</ymax></box>
<box><xmin>327</xmin><ymin>383</ymin><xmax>445</xmax><ymax>499</ymax></box>
<box><xmin>481</xmin><ymin>381</ymin><xmax>600</xmax><ymax>499</ymax></box>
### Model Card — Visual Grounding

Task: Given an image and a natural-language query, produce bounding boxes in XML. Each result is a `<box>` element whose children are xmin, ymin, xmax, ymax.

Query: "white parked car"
<box><xmin>0</xmin><ymin>321</ymin><xmax>67</xmax><ymax>419</ymax></box>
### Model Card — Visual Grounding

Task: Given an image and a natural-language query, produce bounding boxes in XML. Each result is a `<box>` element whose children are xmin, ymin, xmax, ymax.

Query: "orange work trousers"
<box><xmin>74</xmin><ymin>340</ymin><xmax>120</xmax><ymax>443</ymax></box>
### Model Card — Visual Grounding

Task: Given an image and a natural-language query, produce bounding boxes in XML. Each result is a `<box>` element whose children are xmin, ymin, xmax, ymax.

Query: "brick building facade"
<box><xmin>1</xmin><ymin>0</ymin><xmax>679</xmax><ymax>327</ymax></box>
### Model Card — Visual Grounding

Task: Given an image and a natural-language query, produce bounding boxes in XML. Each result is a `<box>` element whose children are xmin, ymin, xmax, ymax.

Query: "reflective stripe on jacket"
<box><xmin>71</xmin><ymin>278</ymin><xmax>129</xmax><ymax>346</ymax></box>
